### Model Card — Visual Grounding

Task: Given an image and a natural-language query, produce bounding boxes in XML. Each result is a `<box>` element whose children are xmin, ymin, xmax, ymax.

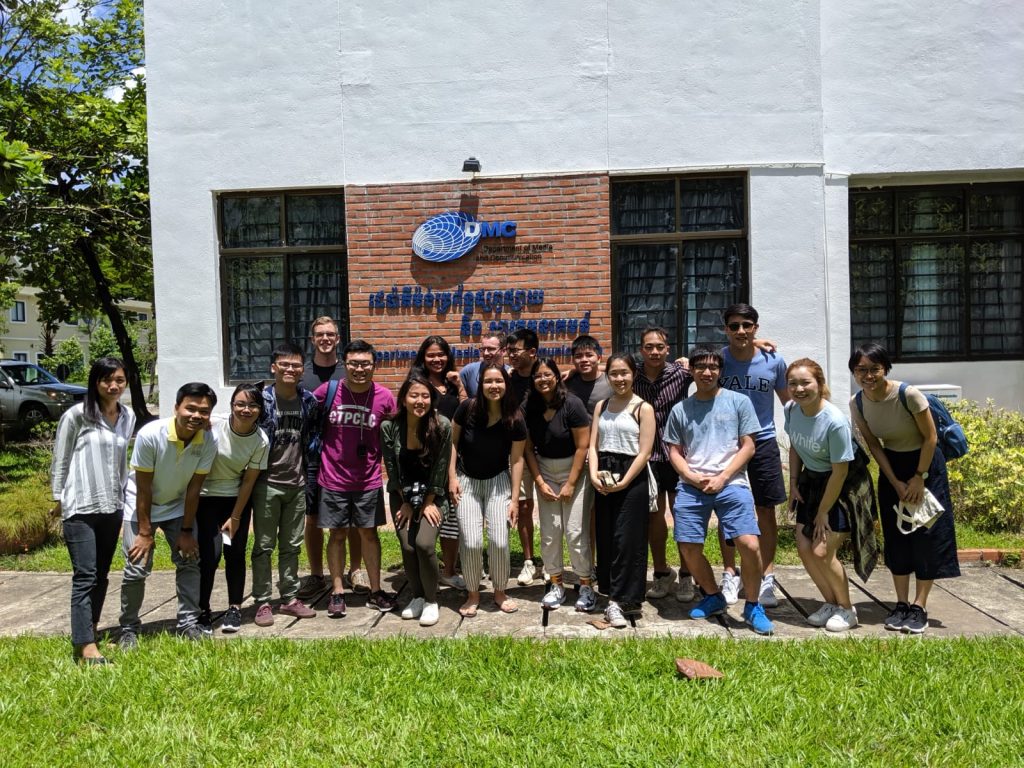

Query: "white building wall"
<box><xmin>144</xmin><ymin>0</ymin><xmax>1023</xmax><ymax>412</ymax></box>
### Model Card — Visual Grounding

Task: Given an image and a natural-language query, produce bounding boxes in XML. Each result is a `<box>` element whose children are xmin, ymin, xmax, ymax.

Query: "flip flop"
<box><xmin>459</xmin><ymin>604</ymin><xmax>479</xmax><ymax>618</ymax></box>
<box><xmin>497</xmin><ymin>599</ymin><xmax>519</xmax><ymax>614</ymax></box>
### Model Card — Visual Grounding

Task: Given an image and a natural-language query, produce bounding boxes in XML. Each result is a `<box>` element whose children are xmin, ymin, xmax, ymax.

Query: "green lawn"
<box><xmin>0</xmin><ymin>635</ymin><xmax>1020</xmax><ymax>766</ymax></box>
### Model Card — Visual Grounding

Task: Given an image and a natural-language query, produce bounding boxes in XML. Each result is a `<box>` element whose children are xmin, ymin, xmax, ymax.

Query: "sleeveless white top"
<box><xmin>597</xmin><ymin>395</ymin><xmax>643</xmax><ymax>455</ymax></box>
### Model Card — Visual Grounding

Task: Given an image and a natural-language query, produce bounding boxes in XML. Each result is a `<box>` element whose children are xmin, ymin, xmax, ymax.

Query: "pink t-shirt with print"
<box><xmin>314</xmin><ymin>381</ymin><xmax>396</xmax><ymax>492</ymax></box>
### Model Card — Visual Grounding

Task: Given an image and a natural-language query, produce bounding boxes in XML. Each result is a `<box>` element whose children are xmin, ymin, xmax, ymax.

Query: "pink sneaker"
<box><xmin>254</xmin><ymin>603</ymin><xmax>274</xmax><ymax>627</ymax></box>
<box><xmin>279</xmin><ymin>598</ymin><xmax>316</xmax><ymax>619</ymax></box>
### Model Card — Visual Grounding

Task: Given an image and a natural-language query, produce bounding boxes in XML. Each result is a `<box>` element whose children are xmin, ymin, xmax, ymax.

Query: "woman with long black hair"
<box><xmin>381</xmin><ymin>372</ymin><xmax>452</xmax><ymax>627</ymax></box>
<box><xmin>51</xmin><ymin>357</ymin><xmax>136</xmax><ymax>664</ymax></box>
<box><xmin>449</xmin><ymin>362</ymin><xmax>526</xmax><ymax>616</ymax></box>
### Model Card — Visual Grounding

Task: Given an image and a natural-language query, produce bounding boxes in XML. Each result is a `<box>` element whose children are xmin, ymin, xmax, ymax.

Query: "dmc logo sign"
<box><xmin>412</xmin><ymin>211</ymin><xmax>517</xmax><ymax>263</ymax></box>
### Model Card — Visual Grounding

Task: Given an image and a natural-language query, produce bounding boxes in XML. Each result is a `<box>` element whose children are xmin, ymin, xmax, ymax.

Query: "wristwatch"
<box><xmin>914</xmin><ymin>471</ymin><xmax>929</xmax><ymax>480</ymax></box>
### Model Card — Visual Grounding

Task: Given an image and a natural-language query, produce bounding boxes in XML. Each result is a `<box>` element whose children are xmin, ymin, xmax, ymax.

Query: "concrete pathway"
<box><xmin>2</xmin><ymin>564</ymin><xmax>1023</xmax><ymax>641</ymax></box>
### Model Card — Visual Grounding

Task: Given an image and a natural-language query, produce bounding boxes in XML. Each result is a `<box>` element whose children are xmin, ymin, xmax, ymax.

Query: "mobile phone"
<box><xmin>222</xmin><ymin>531</ymin><xmax>232</xmax><ymax>547</ymax></box>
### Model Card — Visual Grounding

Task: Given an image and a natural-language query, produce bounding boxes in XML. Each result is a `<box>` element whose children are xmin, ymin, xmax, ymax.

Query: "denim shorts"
<box><xmin>673</xmin><ymin>483</ymin><xmax>759</xmax><ymax>544</ymax></box>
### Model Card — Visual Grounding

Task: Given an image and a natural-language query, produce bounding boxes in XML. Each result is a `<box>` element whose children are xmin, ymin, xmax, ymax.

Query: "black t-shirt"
<box><xmin>453</xmin><ymin>400</ymin><xmax>527</xmax><ymax>480</ymax></box>
<box><xmin>509</xmin><ymin>371</ymin><xmax>532</xmax><ymax>409</ymax></box>
<box><xmin>434</xmin><ymin>379</ymin><xmax>460</xmax><ymax>421</ymax></box>
<box><xmin>301</xmin><ymin>360</ymin><xmax>345</xmax><ymax>391</ymax></box>
<box><xmin>524</xmin><ymin>393</ymin><xmax>590</xmax><ymax>459</ymax></box>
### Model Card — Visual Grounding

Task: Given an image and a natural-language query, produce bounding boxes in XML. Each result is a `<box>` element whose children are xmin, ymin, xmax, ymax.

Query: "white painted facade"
<box><xmin>144</xmin><ymin>0</ymin><xmax>1024</xmax><ymax>413</ymax></box>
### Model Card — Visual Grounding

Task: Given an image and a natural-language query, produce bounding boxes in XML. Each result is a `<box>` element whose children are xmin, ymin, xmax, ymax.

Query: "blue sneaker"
<box><xmin>689</xmin><ymin>592</ymin><xmax>727</xmax><ymax>620</ymax></box>
<box><xmin>743</xmin><ymin>601</ymin><xmax>774</xmax><ymax>635</ymax></box>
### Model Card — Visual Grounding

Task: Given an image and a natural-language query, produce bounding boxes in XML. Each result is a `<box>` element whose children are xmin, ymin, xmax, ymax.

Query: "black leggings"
<box><xmin>197</xmin><ymin>496</ymin><xmax>252</xmax><ymax>610</ymax></box>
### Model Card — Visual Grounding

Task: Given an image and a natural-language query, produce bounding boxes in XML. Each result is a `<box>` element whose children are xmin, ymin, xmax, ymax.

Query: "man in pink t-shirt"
<box><xmin>314</xmin><ymin>339</ymin><xmax>397</xmax><ymax>617</ymax></box>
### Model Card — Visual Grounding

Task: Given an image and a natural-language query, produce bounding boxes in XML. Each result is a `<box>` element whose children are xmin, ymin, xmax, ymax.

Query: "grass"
<box><xmin>0</xmin><ymin>635</ymin><xmax>1020</xmax><ymax>766</ymax></box>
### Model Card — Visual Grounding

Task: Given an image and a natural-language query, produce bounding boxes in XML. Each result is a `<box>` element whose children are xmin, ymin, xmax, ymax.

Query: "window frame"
<box><xmin>10</xmin><ymin>300</ymin><xmax>26</xmax><ymax>323</ymax></box>
<box><xmin>216</xmin><ymin>188</ymin><xmax>349</xmax><ymax>384</ymax></box>
<box><xmin>849</xmin><ymin>181</ymin><xmax>1024</xmax><ymax>363</ymax></box>
<box><xmin>609</xmin><ymin>172</ymin><xmax>750</xmax><ymax>354</ymax></box>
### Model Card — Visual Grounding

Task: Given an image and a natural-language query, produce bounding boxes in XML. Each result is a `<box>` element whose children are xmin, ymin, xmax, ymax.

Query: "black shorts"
<box><xmin>650</xmin><ymin>460</ymin><xmax>679</xmax><ymax>495</ymax></box>
<box><xmin>747</xmin><ymin>437</ymin><xmax>787</xmax><ymax>508</ymax></box>
<box><xmin>793</xmin><ymin>468</ymin><xmax>852</xmax><ymax>535</ymax></box>
<box><xmin>318</xmin><ymin>488</ymin><xmax>385</xmax><ymax>529</ymax></box>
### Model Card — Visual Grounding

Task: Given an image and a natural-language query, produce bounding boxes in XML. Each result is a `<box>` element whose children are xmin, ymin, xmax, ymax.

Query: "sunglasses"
<box><xmin>726</xmin><ymin>321</ymin><xmax>756</xmax><ymax>332</ymax></box>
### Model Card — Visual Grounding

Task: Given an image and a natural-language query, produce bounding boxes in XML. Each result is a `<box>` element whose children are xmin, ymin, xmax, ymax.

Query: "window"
<box><xmin>218</xmin><ymin>191</ymin><xmax>348</xmax><ymax>381</ymax></box>
<box><xmin>611</xmin><ymin>175</ymin><xmax>747</xmax><ymax>354</ymax></box>
<box><xmin>10</xmin><ymin>301</ymin><xmax>26</xmax><ymax>323</ymax></box>
<box><xmin>11</xmin><ymin>352</ymin><xmax>29</xmax><ymax>362</ymax></box>
<box><xmin>850</xmin><ymin>183</ymin><xmax>1024</xmax><ymax>360</ymax></box>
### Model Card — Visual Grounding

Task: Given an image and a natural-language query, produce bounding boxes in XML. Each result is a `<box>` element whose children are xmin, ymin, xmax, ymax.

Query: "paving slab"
<box><xmin>931</xmin><ymin>567</ymin><xmax>1024</xmax><ymax>636</ymax></box>
<box><xmin>773</xmin><ymin>568</ymin><xmax>888</xmax><ymax>638</ymax></box>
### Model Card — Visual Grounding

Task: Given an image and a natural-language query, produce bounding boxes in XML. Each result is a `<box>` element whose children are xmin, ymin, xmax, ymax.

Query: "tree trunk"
<box><xmin>76</xmin><ymin>236</ymin><xmax>154</xmax><ymax>427</ymax></box>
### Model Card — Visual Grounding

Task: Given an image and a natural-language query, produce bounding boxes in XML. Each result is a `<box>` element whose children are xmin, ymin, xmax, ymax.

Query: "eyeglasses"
<box><xmin>345</xmin><ymin>360</ymin><xmax>374</xmax><ymax>369</ymax></box>
<box><xmin>692</xmin><ymin>364</ymin><xmax>721</xmax><ymax>372</ymax></box>
<box><xmin>274</xmin><ymin>362</ymin><xmax>303</xmax><ymax>370</ymax></box>
<box><xmin>533</xmin><ymin>372</ymin><xmax>556</xmax><ymax>381</ymax></box>
<box><xmin>232</xmin><ymin>401</ymin><xmax>259</xmax><ymax>412</ymax></box>
<box><xmin>506</xmin><ymin>346</ymin><xmax>527</xmax><ymax>355</ymax></box>
<box><xmin>726</xmin><ymin>321</ymin><xmax>756</xmax><ymax>332</ymax></box>
<box><xmin>853</xmin><ymin>366</ymin><xmax>885</xmax><ymax>376</ymax></box>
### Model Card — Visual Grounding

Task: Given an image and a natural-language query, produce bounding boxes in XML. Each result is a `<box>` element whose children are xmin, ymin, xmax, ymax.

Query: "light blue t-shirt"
<box><xmin>459</xmin><ymin>361</ymin><xmax>484</xmax><ymax>398</ymax></box>
<box><xmin>719</xmin><ymin>347</ymin><xmax>788</xmax><ymax>440</ymax></box>
<box><xmin>784</xmin><ymin>401</ymin><xmax>855</xmax><ymax>473</ymax></box>
<box><xmin>663</xmin><ymin>389</ymin><xmax>761</xmax><ymax>488</ymax></box>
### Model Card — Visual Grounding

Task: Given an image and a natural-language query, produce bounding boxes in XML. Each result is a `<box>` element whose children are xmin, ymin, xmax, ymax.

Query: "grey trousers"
<box><xmin>119</xmin><ymin>516</ymin><xmax>201</xmax><ymax>632</ymax></box>
<box><xmin>250</xmin><ymin>481</ymin><xmax>305</xmax><ymax>604</ymax></box>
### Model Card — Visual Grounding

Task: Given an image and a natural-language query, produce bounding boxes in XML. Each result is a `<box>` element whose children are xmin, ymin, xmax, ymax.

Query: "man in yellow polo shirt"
<box><xmin>118</xmin><ymin>383</ymin><xmax>219</xmax><ymax>647</ymax></box>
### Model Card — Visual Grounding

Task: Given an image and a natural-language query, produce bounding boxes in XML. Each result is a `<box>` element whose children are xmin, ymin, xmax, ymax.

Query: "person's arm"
<box><xmin>176</xmin><ymin>472</ymin><xmax>207</xmax><ymax>558</ymax></box>
<box><xmin>524</xmin><ymin>436</ymin><xmax>556</xmax><ymax>501</ymax></box>
<box><xmin>701</xmin><ymin>434</ymin><xmax>756</xmax><ymax>495</ymax></box>
<box><xmin>448</xmin><ymin>422</ymin><xmax>463</xmax><ymax>506</ymax></box>
<box><xmin>222</xmin><ymin>467</ymin><xmax>261</xmax><ymax>538</ymax></box>
<box><xmin>850</xmin><ymin>399</ymin><xmax>904</xmax><ymax>499</ymax></box>
<box><xmin>508</xmin><ymin>438</ymin><xmax>525</xmax><ymax>526</ymax></box>
<box><xmin>613</xmin><ymin>402</ymin><xmax>656</xmax><ymax>490</ymax></box>
<box><xmin>813</xmin><ymin>461</ymin><xmax>849</xmax><ymax>542</ymax></box>
<box><xmin>788</xmin><ymin>445</ymin><xmax>804</xmax><ymax>509</ymax></box>
<box><xmin>667</xmin><ymin>442</ymin><xmax>696</xmax><ymax>487</ymax></box>
<box><xmin>422</xmin><ymin>422</ymin><xmax>452</xmax><ymax>527</ymax></box>
<box><xmin>379</xmin><ymin>421</ymin><xmax>403</xmax><ymax>496</ymax></box>
<box><xmin>446</xmin><ymin>370</ymin><xmax>468</xmax><ymax>402</ymax></box>
<box><xmin>754</xmin><ymin>338</ymin><xmax>777</xmax><ymax>353</ymax></box>
<box><xmin>128</xmin><ymin>470</ymin><xmax>156</xmax><ymax>563</ymax></box>
<box><xmin>49</xmin><ymin>409</ymin><xmax>80</xmax><ymax>512</ymax></box>
<box><xmin>904</xmin><ymin>401</ymin><xmax>938</xmax><ymax>505</ymax></box>
<box><xmin>558</xmin><ymin>425</ymin><xmax>591</xmax><ymax>502</ymax></box>
<box><xmin>587</xmin><ymin>400</ymin><xmax>604</xmax><ymax>491</ymax></box>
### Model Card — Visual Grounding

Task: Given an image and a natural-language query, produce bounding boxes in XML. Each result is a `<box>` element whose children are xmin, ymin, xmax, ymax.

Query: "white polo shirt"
<box><xmin>200</xmin><ymin>417</ymin><xmax>269</xmax><ymax>498</ymax></box>
<box><xmin>124</xmin><ymin>417</ymin><xmax>218</xmax><ymax>523</ymax></box>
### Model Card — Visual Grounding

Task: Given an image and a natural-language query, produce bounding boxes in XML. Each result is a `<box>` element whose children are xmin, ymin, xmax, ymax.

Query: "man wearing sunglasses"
<box><xmin>716</xmin><ymin>304</ymin><xmax>789</xmax><ymax>609</ymax></box>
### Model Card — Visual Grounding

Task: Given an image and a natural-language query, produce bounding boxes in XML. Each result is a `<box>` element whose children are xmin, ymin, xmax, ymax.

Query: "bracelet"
<box><xmin>230</xmin><ymin>517</ymin><xmax>241</xmax><ymax>523</ymax></box>
<box><xmin>181</xmin><ymin>527</ymin><xmax>193</xmax><ymax>533</ymax></box>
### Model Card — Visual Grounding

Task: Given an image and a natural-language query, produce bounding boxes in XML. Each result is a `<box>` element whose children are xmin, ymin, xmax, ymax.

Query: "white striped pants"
<box><xmin>456</xmin><ymin>471</ymin><xmax>512</xmax><ymax>592</ymax></box>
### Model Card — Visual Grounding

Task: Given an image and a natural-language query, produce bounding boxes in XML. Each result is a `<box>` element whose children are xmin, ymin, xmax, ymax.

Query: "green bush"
<box><xmin>947</xmin><ymin>400</ymin><xmax>1024</xmax><ymax>533</ymax></box>
<box><xmin>47</xmin><ymin>337</ymin><xmax>86</xmax><ymax>383</ymax></box>
<box><xmin>0</xmin><ymin>445</ymin><xmax>56</xmax><ymax>555</ymax></box>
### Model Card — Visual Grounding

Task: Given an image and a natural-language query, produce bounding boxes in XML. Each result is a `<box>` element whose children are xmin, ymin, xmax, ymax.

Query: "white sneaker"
<box><xmin>541</xmin><ymin>582</ymin><xmax>566</xmax><ymax>609</ymax></box>
<box><xmin>806</xmin><ymin>602</ymin><xmax>837</xmax><ymax>627</ymax></box>
<box><xmin>720</xmin><ymin>571</ymin><xmax>741</xmax><ymax>605</ymax></box>
<box><xmin>419</xmin><ymin>602</ymin><xmax>440</xmax><ymax>627</ymax></box>
<box><xmin>575</xmin><ymin>584</ymin><xmax>598</xmax><ymax>613</ymax></box>
<box><xmin>675</xmin><ymin>573</ymin><xmax>696</xmax><ymax>603</ymax></box>
<box><xmin>645</xmin><ymin>567</ymin><xmax>677</xmax><ymax>599</ymax></box>
<box><xmin>758</xmin><ymin>574</ymin><xmax>779</xmax><ymax>608</ymax></box>
<box><xmin>825</xmin><ymin>606</ymin><xmax>858</xmax><ymax>633</ymax></box>
<box><xmin>605</xmin><ymin>602</ymin><xmax>628</xmax><ymax>629</ymax></box>
<box><xmin>439</xmin><ymin>572</ymin><xmax>467</xmax><ymax>591</ymax></box>
<box><xmin>517</xmin><ymin>559</ymin><xmax>537</xmax><ymax>586</ymax></box>
<box><xmin>401</xmin><ymin>597</ymin><xmax>425</xmax><ymax>620</ymax></box>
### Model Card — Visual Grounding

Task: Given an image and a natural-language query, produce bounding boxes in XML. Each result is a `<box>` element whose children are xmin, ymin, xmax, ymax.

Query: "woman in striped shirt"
<box><xmin>51</xmin><ymin>357</ymin><xmax>136</xmax><ymax>665</ymax></box>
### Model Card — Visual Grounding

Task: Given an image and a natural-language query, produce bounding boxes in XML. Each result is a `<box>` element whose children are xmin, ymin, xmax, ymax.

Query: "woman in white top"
<box><xmin>588</xmin><ymin>353</ymin><xmax>655</xmax><ymax>628</ymax></box>
<box><xmin>785</xmin><ymin>358</ymin><xmax>861</xmax><ymax>632</ymax></box>
<box><xmin>196</xmin><ymin>382</ymin><xmax>269</xmax><ymax>633</ymax></box>
<box><xmin>51</xmin><ymin>357</ymin><xmax>136</xmax><ymax>665</ymax></box>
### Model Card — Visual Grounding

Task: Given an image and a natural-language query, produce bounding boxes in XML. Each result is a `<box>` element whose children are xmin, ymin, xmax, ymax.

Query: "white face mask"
<box><xmin>893</xmin><ymin>489</ymin><xmax>944</xmax><ymax>534</ymax></box>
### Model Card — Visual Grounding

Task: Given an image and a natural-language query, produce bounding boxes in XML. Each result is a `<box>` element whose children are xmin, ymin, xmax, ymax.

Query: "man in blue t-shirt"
<box><xmin>716</xmin><ymin>303</ymin><xmax>789</xmax><ymax>609</ymax></box>
<box><xmin>663</xmin><ymin>348</ymin><xmax>774</xmax><ymax>635</ymax></box>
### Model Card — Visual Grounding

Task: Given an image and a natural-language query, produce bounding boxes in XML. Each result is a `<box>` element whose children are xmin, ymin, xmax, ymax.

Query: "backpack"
<box><xmin>855</xmin><ymin>383</ymin><xmax>968</xmax><ymax>461</ymax></box>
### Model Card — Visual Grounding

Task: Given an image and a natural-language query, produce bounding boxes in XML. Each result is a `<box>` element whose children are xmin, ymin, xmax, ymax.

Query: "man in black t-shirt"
<box><xmin>505</xmin><ymin>328</ymin><xmax>540</xmax><ymax>585</ymax></box>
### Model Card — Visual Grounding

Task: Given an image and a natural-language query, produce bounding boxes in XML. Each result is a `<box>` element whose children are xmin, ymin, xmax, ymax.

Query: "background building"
<box><xmin>144</xmin><ymin>0</ymin><xmax>1024</xmax><ymax>412</ymax></box>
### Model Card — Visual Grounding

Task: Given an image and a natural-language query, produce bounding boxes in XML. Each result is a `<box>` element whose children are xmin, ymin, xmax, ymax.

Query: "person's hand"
<box><xmin>221</xmin><ymin>518</ymin><xmax>240</xmax><ymax>539</ymax></box>
<box><xmin>789</xmin><ymin>485</ymin><xmax>804</xmax><ymax>511</ymax></box>
<box><xmin>813</xmin><ymin>510</ymin><xmax>830</xmax><ymax>543</ymax></box>
<box><xmin>394</xmin><ymin>502</ymin><xmax>414</xmax><ymax>530</ymax></box>
<box><xmin>449</xmin><ymin>476</ymin><xmax>462</xmax><ymax>506</ymax></box>
<box><xmin>445</xmin><ymin>370</ymin><xmax>462</xmax><ymax>389</ymax></box>
<box><xmin>557</xmin><ymin>481</ymin><xmax>576</xmax><ymax>503</ymax></box>
<box><xmin>892</xmin><ymin>479</ymin><xmax>910</xmax><ymax>504</ymax></box>
<box><xmin>753</xmin><ymin>338</ymin><xmax>778</xmax><ymax>353</ymax></box>
<box><xmin>51</xmin><ymin>501</ymin><xmax>62</xmax><ymax>517</ymax></box>
<box><xmin>176</xmin><ymin>530</ymin><xmax>199</xmax><ymax>560</ymax></box>
<box><xmin>674</xmin><ymin>356</ymin><xmax>690</xmax><ymax>375</ymax></box>
<box><xmin>128</xmin><ymin>531</ymin><xmax>155</xmax><ymax>564</ymax></box>
<box><xmin>700</xmin><ymin>473</ymin><xmax>727</xmax><ymax>495</ymax></box>
<box><xmin>507</xmin><ymin>502</ymin><xmax>518</xmax><ymax>528</ymax></box>
<box><xmin>903</xmin><ymin>475</ymin><xmax>925</xmax><ymax>505</ymax></box>
<box><xmin>537</xmin><ymin>480</ymin><xmax>559</xmax><ymax>502</ymax></box>
<box><xmin>422</xmin><ymin>503</ymin><xmax>442</xmax><ymax>527</ymax></box>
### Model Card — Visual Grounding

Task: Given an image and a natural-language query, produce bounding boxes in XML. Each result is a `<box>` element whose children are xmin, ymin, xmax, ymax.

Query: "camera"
<box><xmin>403</xmin><ymin>482</ymin><xmax>427</xmax><ymax>513</ymax></box>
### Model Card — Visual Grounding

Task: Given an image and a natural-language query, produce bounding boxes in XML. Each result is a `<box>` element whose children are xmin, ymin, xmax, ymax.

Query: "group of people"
<box><xmin>51</xmin><ymin>307</ymin><xmax>961</xmax><ymax>663</ymax></box>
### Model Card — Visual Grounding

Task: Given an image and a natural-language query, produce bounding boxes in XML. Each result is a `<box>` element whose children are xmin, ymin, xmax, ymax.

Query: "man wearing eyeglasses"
<box><xmin>315</xmin><ymin>339</ymin><xmax>397</xmax><ymax>616</ymax></box>
<box><xmin>296</xmin><ymin>317</ymin><xmax>372</xmax><ymax>603</ymax></box>
<box><xmin>458</xmin><ymin>331</ymin><xmax>507</xmax><ymax>398</ymax></box>
<box><xmin>716</xmin><ymin>303</ymin><xmax>789</xmax><ymax>609</ymax></box>
<box><xmin>251</xmin><ymin>343</ymin><xmax>320</xmax><ymax>628</ymax></box>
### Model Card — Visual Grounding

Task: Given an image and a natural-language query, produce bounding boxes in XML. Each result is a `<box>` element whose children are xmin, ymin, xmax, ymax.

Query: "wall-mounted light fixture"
<box><xmin>461</xmin><ymin>157</ymin><xmax>481</xmax><ymax>174</ymax></box>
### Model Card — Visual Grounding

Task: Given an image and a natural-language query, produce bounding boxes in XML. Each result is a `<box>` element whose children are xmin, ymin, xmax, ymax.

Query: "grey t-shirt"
<box><xmin>567</xmin><ymin>373</ymin><xmax>613</xmax><ymax>416</ymax></box>
<box><xmin>662</xmin><ymin>389</ymin><xmax>760</xmax><ymax>488</ymax></box>
<box><xmin>266</xmin><ymin>395</ymin><xmax>305</xmax><ymax>487</ymax></box>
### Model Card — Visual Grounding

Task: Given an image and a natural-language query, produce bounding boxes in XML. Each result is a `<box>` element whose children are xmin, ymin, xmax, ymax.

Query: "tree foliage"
<box><xmin>0</xmin><ymin>0</ymin><xmax>153</xmax><ymax>423</ymax></box>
